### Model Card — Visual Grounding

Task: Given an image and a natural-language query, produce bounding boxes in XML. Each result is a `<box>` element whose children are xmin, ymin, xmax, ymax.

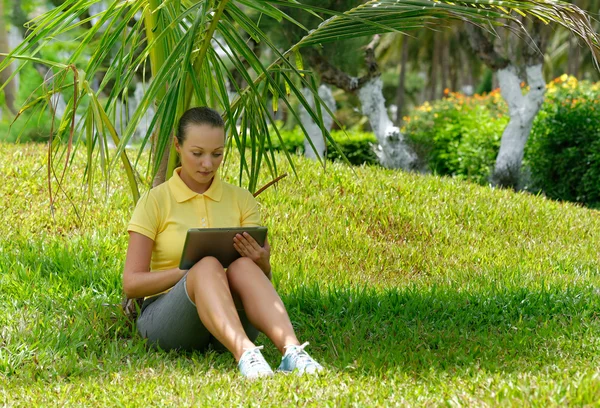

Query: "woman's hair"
<box><xmin>176</xmin><ymin>107</ymin><xmax>225</xmax><ymax>144</ymax></box>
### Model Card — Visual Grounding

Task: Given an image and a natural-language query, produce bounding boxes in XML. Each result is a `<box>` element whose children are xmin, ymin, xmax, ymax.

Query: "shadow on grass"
<box><xmin>277</xmin><ymin>284</ymin><xmax>600</xmax><ymax>375</ymax></box>
<box><xmin>90</xmin><ymin>283</ymin><xmax>600</xmax><ymax>378</ymax></box>
<box><xmin>3</xmin><ymin>262</ymin><xmax>600</xmax><ymax>380</ymax></box>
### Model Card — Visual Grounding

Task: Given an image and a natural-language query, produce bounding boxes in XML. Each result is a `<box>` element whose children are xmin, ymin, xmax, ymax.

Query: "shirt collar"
<box><xmin>169</xmin><ymin>167</ymin><xmax>223</xmax><ymax>203</ymax></box>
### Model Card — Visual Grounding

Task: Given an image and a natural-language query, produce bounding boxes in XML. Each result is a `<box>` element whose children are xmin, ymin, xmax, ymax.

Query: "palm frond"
<box><xmin>3</xmin><ymin>0</ymin><xmax>600</xmax><ymax>204</ymax></box>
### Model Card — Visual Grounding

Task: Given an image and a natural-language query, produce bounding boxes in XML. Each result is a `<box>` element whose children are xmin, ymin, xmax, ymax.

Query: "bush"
<box><xmin>261</xmin><ymin>126</ymin><xmax>379</xmax><ymax>166</ymax></box>
<box><xmin>326</xmin><ymin>129</ymin><xmax>378</xmax><ymax>165</ymax></box>
<box><xmin>402</xmin><ymin>90</ymin><xmax>508</xmax><ymax>184</ymax></box>
<box><xmin>526</xmin><ymin>75</ymin><xmax>600</xmax><ymax>208</ymax></box>
<box><xmin>402</xmin><ymin>75</ymin><xmax>600</xmax><ymax>208</ymax></box>
<box><xmin>0</xmin><ymin>63</ymin><xmax>55</xmax><ymax>143</ymax></box>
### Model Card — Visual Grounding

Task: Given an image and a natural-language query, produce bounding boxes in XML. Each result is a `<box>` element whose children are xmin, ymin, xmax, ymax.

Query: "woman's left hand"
<box><xmin>233</xmin><ymin>232</ymin><xmax>271</xmax><ymax>273</ymax></box>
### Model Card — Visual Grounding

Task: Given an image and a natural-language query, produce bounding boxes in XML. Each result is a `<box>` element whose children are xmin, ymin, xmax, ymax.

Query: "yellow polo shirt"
<box><xmin>127</xmin><ymin>167</ymin><xmax>261</xmax><ymax>272</ymax></box>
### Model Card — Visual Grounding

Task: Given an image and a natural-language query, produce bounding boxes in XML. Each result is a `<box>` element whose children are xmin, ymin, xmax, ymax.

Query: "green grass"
<box><xmin>1</xmin><ymin>142</ymin><xmax>600</xmax><ymax>406</ymax></box>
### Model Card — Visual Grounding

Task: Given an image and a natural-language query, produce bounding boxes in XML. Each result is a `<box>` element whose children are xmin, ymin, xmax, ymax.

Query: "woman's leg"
<box><xmin>185</xmin><ymin>256</ymin><xmax>255</xmax><ymax>361</ymax></box>
<box><xmin>136</xmin><ymin>278</ymin><xmax>212</xmax><ymax>352</ymax></box>
<box><xmin>226</xmin><ymin>257</ymin><xmax>300</xmax><ymax>354</ymax></box>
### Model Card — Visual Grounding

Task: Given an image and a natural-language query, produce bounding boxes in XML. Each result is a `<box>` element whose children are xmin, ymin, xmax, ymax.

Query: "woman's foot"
<box><xmin>277</xmin><ymin>342</ymin><xmax>324</xmax><ymax>375</ymax></box>
<box><xmin>238</xmin><ymin>345</ymin><xmax>274</xmax><ymax>379</ymax></box>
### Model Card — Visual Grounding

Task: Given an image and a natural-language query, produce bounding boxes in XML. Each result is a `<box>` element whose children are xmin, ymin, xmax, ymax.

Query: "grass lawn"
<box><xmin>1</xmin><ymin>142</ymin><xmax>600</xmax><ymax>406</ymax></box>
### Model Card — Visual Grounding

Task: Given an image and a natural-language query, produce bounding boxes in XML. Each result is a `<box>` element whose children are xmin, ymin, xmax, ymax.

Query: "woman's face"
<box><xmin>175</xmin><ymin>124</ymin><xmax>225</xmax><ymax>188</ymax></box>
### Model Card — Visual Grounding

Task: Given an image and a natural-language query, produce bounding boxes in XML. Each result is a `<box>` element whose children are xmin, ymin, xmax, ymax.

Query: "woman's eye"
<box><xmin>213</xmin><ymin>153</ymin><xmax>223</xmax><ymax>158</ymax></box>
<box><xmin>193</xmin><ymin>152</ymin><xmax>202</xmax><ymax>157</ymax></box>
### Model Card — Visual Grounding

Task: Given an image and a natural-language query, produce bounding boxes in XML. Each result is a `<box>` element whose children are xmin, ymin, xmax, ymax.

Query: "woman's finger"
<box><xmin>234</xmin><ymin>235</ymin><xmax>254</xmax><ymax>255</ymax></box>
<box><xmin>236</xmin><ymin>234</ymin><xmax>257</xmax><ymax>252</ymax></box>
<box><xmin>233</xmin><ymin>241</ymin><xmax>241</xmax><ymax>255</ymax></box>
<box><xmin>242</xmin><ymin>232</ymin><xmax>262</xmax><ymax>251</ymax></box>
<box><xmin>234</xmin><ymin>242</ymin><xmax>248</xmax><ymax>257</ymax></box>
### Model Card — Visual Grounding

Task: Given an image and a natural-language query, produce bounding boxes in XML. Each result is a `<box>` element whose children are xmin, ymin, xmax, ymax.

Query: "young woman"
<box><xmin>123</xmin><ymin>107</ymin><xmax>323</xmax><ymax>379</ymax></box>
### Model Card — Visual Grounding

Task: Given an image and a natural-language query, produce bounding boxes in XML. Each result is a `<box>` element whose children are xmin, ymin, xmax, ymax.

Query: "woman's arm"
<box><xmin>123</xmin><ymin>232</ymin><xmax>187</xmax><ymax>298</ymax></box>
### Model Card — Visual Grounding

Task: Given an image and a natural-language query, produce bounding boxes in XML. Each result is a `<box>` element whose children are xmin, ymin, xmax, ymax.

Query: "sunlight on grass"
<box><xmin>1</xmin><ymin>143</ymin><xmax>600</xmax><ymax>406</ymax></box>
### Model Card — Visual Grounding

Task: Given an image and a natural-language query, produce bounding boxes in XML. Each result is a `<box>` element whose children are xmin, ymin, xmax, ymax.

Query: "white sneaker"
<box><xmin>277</xmin><ymin>342</ymin><xmax>324</xmax><ymax>375</ymax></box>
<box><xmin>237</xmin><ymin>345</ymin><xmax>274</xmax><ymax>379</ymax></box>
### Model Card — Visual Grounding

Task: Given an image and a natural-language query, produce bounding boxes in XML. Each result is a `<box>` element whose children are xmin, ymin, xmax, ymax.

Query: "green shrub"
<box><xmin>256</xmin><ymin>126</ymin><xmax>379</xmax><ymax>166</ymax></box>
<box><xmin>0</xmin><ymin>63</ymin><xmax>55</xmax><ymax>143</ymax></box>
<box><xmin>402</xmin><ymin>90</ymin><xmax>508</xmax><ymax>184</ymax></box>
<box><xmin>326</xmin><ymin>129</ymin><xmax>378</xmax><ymax>165</ymax></box>
<box><xmin>265</xmin><ymin>127</ymin><xmax>305</xmax><ymax>153</ymax></box>
<box><xmin>526</xmin><ymin>75</ymin><xmax>600</xmax><ymax>208</ymax></box>
<box><xmin>402</xmin><ymin>75</ymin><xmax>600</xmax><ymax>208</ymax></box>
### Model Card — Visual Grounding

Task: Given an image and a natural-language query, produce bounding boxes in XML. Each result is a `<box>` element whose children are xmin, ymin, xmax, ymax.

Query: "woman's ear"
<box><xmin>174</xmin><ymin>136</ymin><xmax>181</xmax><ymax>153</ymax></box>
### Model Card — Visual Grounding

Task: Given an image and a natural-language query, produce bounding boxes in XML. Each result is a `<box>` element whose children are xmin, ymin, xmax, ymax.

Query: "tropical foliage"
<box><xmin>527</xmin><ymin>75</ymin><xmax>600</xmax><ymax>207</ymax></box>
<box><xmin>403</xmin><ymin>89</ymin><xmax>509</xmax><ymax>184</ymax></box>
<box><xmin>402</xmin><ymin>75</ymin><xmax>600</xmax><ymax>208</ymax></box>
<box><xmin>1</xmin><ymin>0</ymin><xmax>600</xmax><ymax>203</ymax></box>
<box><xmin>258</xmin><ymin>126</ymin><xmax>379</xmax><ymax>166</ymax></box>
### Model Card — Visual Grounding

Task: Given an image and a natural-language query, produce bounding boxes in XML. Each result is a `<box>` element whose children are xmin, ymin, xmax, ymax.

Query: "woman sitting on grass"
<box><xmin>122</xmin><ymin>107</ymin><xmax>323</xmax><ymax>379</ymax></box>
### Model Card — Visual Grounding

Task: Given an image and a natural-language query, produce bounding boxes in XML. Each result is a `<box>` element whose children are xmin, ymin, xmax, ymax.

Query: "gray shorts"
<box><xmin>136</xmin><ymin>275</ymin><xmax>259</xmax><ymax>352</ymax></box>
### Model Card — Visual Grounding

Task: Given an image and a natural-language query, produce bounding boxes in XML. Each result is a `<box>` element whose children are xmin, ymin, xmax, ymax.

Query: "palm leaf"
<box><xmin>3</xmin><ymin>0</ymin><xmax>599</xmax><ymax>203</ymax></box>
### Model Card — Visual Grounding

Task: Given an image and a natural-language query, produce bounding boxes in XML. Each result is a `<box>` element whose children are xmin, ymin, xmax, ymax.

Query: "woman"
<box><xmin>123</xmin><ymin>107</ymin><xmax>323</xmax><ymax>378</ymax></box>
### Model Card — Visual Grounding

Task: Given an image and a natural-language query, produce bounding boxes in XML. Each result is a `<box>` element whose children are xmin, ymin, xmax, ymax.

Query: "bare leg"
<box><xmin>185</xmin><ymin>256</ymin><xmax>255</xmax><ymax>361</ymax></box>
<box><xmin>227</xmin><ymin>257</ymin><xmax>300</xmax><ymax>354</ymax></box>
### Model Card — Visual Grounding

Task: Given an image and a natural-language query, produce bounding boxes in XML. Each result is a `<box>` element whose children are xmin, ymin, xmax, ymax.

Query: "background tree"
<box><xmin>375</xmin><ymin>25</ymin><xmax>483</xmax><ymax>126</ymax></box>
<box><xmin>269</xmin><ymin>0</ymin><xmax>417</xmax><ymax>169</ymax></box>
<box><xmin>467</xmin><ymin>20</ymin><xmax>551</xmax><ymax>188</ymax></box>
<box><xmin>2</xmin><ymin>0</ymin><xmax>600</xmax><ymax>204</ymax></box>
<box><xmin>0</xmin><ymin>0</ymin><xmax>17</xmax><ymax>116</ymax></box>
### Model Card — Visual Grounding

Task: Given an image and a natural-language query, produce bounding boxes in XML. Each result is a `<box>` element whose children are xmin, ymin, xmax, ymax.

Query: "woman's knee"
<box><xmin>227</xmin><ymin>257</ymin><xmax>260</xmax><ymax>285</ymax></box>
<box><xmin>187</xmin><ymin>256</ymin><xmax>225</xmax><ymax>282</ymax></box>
<box><xmin>185</xmin><ymin>257</ymin><xmax>226</xmax><ymax>302</ymax></box>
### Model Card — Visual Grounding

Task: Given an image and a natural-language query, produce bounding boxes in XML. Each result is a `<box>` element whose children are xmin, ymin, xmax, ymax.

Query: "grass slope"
<box><xmin>1</xmin><ymin>143</ymin><xmax>600</xmax><ymax>406</ymax></box>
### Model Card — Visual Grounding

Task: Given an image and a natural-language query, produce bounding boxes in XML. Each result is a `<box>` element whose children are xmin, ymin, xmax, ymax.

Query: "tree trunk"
<box><xmin>305</xmin><ymin>37</ymin><xmax>415</xmax><ymax>169</ymax></box>
<box><xmin>428</xmin><ymin>35</ymin><xmax>440</xmax><ymax>101</ymax></box>
<box><xmin>441</xmin><ymin>36</ymin><xmax>449</xmax><ymax>95</ymax></box>
<box><xmin>300</xmin><ymin>85</ymin><xmax>336</xmax><ymax>160</ymax></box>
<box><xmin>449</xmin><ymin>48</ymin><xmax>458</xmax><ymax>95</ymax></box>
<box><xmin>465</xmin><ymin>22</ymin><xmax>548</xmax><ymax>188</ymax></box>
<box><xmin>357</xmin><ymin>77</ymin><xmax>416</xmax><ymax>169</ymax></box>
<box><xmin>0</xmin><ymin>1</ymin><xmax>17</xmax><ymax>115</ymax></box>
<box><xmin>568</xmin><ymin>36</ymin><xmax>581</xmax><ymax>77</ymax></box>
<box><xmin>8</xmin><ymin>28</ymin><xmax>21</xmax><ymax>92</ymax></box>
<box><xmin>145</xmin><ymin>0</ymin><xmax>171</xmax><ymax>187</ymax></box>
<box><xmin>460</xmin><ymin>47</ymin><xmax>475</xmax><ymax>95</ymax></box>
<box><xmin>394</xmin><ymin>35</ymin><xmax>409</xmax><ymax>125</ymax></box>
<box><xmin>491</xmin><ymin>64</ymin><xmax>546</xmax><ymax>188</ymax></box>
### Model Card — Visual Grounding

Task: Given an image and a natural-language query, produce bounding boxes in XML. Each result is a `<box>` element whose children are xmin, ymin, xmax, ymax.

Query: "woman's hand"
<box><xmin>233</xmin><ymin>232</ymin><xmax>271</xmax><ymax>275</ymax></box>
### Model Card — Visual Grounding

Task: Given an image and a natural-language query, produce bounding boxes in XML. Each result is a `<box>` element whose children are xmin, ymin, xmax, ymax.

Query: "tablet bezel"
<box><xmin>179</xmin><ymin>226</ymin><xmax>268</xmax><ymax>270</ymax></box>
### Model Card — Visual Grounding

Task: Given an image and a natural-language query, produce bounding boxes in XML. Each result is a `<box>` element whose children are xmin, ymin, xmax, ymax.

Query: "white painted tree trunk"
<box><xmin>299</xmin><ymin>85</ymin><xmax>336</xmax><ymax>160</ymax></box>
<box><xmin>89</xmin><ymin>1</ymin><xmax>111</xmax><ymax>31</ymax></box>
<box><xmin>492</xmin><ymin>64</ymin><xmax>545</xmax><ymax>187</ymax></box>
<box><xmin>357</xmin><ymin>77</ymin><xmax>416</xmax><ymax>169</ymax></box>
<box><xmin>9</xmin><ymin>27</ymin><xmax>21</xmax><ymax>91</ymax></box>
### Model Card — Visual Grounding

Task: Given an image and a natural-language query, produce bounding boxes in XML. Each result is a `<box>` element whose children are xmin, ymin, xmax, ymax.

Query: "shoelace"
<box><xmin>284</xmin><ymin>342</ymin><xmax>316</xmax><ymax>366</ymax></box>
<box><xmin>240</xmin><ymin>345</ymin><xmax>269</xmax><ymax>371</ymax></box>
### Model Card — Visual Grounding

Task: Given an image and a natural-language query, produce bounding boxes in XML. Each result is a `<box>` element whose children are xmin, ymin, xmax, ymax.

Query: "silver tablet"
<box><xmin>179</xmin><ymin>227</ymin><xmax>268</xmax><ymax>269</ymax></box>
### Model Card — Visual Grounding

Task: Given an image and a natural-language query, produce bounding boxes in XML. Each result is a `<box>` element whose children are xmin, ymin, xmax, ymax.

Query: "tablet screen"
<box><xmin>179</xmin><ymin>227</ymin><xmax>268</xmax><ymax>269</ymax></box>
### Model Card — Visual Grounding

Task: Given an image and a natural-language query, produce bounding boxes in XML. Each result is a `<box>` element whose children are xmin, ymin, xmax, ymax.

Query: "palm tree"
<box><xmin>1</xmin><ymin>0</ymin><xmax>599</xmax><ymax>203</ymax></box>
<box><xmin>545</xmin><ymin>0</ymin><xmax>600</xmax><ymax>80</ymax></box>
